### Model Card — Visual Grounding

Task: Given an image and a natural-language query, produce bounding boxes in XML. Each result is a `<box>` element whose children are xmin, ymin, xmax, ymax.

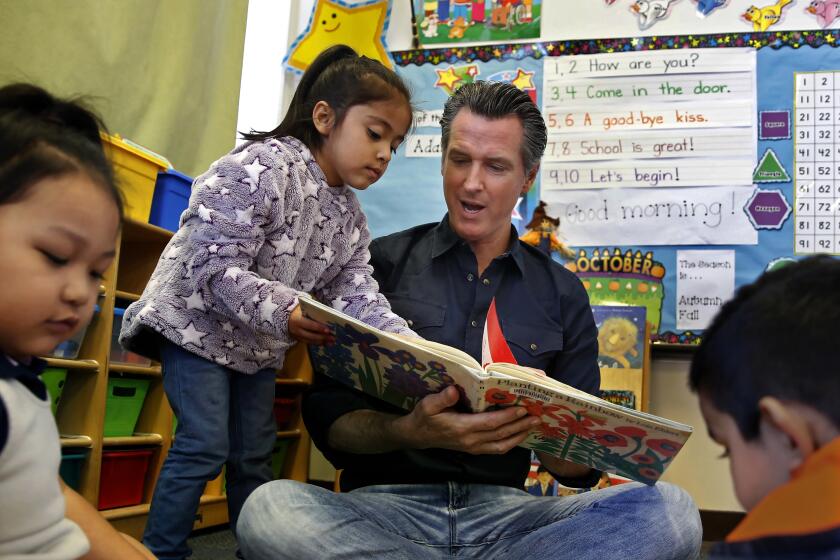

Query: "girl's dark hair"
<box><xmin>0</xmin><ymin>83</ymin><xmax>123</xmax><ymax>217</ymax></box>
<box><xmin>242</xmin><ymin>45</ymin><xmax>412</xmax><ymax>148</ymax></box>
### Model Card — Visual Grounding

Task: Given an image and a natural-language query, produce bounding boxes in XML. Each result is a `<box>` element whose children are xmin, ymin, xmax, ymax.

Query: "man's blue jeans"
<box><xmin>142</xmin><ymin>341</ymin><xmax>277</xmax><ymax>560</ymax></box>
<box><xmin>238</xmin><ymin>480</ymin><xmax>702</xmax><ymax>559</ymax></box>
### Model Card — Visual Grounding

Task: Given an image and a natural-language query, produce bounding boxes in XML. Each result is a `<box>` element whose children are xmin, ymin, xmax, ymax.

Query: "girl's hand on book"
<box><xmin>289</xmin><ymin>304</ymin><xmax>335</xmax><ymax>345</ymax></box>
<box><xmin>397</xmin><ymin>386</ymin><xmax>541</xmax><ymax>455</ymax></box>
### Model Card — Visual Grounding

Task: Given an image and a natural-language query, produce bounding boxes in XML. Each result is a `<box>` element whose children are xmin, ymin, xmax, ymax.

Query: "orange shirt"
<box><xmin>727</xmin><ymin>436</ymin><xmax>840</xmax><ymax>543</ymax></box>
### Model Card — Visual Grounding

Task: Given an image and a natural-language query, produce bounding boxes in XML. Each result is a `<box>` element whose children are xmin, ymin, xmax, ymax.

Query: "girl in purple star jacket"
<box><xmin>120</xmin><ymin>45</ymin><xmax>416</xmax><ymax>559</ymax></box>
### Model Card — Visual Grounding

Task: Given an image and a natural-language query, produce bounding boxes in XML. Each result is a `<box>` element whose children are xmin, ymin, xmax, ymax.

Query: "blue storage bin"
<box><xmin>150</xmin><ymin>170</ymin><xmax>192</xmax><ymax>232</ymax></box>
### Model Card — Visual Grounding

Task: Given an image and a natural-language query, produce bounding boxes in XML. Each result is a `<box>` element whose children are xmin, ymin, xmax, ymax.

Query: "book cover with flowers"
<box><xmin>301</xmin><ymin>295</ymin><xmax>692</xmax><ymax>484</ymax></box>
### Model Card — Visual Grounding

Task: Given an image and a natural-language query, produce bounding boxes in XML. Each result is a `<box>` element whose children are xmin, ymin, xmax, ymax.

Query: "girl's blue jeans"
<box><xmin>142</xmin><ymin>340</ymin><xmax>277</xmax><ymax>560</ymax></box>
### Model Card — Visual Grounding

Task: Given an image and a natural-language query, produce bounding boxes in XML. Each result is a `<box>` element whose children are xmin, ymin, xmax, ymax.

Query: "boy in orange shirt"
<box><xmin>690</xmin><ymin>255</ymin><xmax>840</xmax><ymax>558</ymax></box>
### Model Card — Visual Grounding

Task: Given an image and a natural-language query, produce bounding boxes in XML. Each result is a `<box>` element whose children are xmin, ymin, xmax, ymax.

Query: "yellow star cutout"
<box><xmin>511</xmin><ymin>68</ymin><xmax>535</xmax><ymax>91</ymax></box>
<box><xmin>285</xmin><ymin>0</ymin><xmax>391</xmax><ymax>73</ymax></box>
<box><xmin>435</xmin><ymin>66</ymin><xmax>462</xmax><ymax>90</ymax></box>
<box><xmin>827</xmin><ymin>35</ymin><xmax>836</xmax><ymax>43</ymax></box>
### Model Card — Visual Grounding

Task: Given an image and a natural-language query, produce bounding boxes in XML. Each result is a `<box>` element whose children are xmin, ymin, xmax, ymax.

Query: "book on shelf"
<box><xmin>592</xmin><ymin>304</ymin><xmax>647</xmax><ymax>370</ymax></box>
<box><xmin>300</xmin><ymin>295</ymin><xmax>692</xmax><ymax>484</ymax></box>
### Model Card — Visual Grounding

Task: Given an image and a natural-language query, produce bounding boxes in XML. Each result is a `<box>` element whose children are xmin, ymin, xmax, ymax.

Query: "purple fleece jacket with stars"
<box><xmin>120</xmin><ymin>136</ymin><xmax>414</xmax><ymax>374</ymax></box>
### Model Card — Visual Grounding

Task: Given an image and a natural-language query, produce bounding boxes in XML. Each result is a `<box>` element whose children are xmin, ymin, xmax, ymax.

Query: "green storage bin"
<box><xmin>60</xmin><ymin>451</ymin><xmax>87</xmax><ymax>491</ymax></box>
<box><xmin>271</xmin><ymin>440</ymin><xmax>291</xmax><ymax>479</ymax></box>
<box><xmin>103</xmin><ymin>377</ymin><xmax>150</xmax><ymax>437</ymax></box>
<box><xmin>41</xmin><ymin>367</ymin><xmax>68</xmax><ymax>416</ymax></box>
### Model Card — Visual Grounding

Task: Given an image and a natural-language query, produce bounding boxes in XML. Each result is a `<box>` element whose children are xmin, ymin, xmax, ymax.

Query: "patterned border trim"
<box><xmin>392</xmin><ymin>29</ymin><xmax>840</xmax><ymax>67</ymax></box>
<box><xmin>651</xmin><ymin>331</ymin><xmax>703</xmax><ymax>345</ymax></box>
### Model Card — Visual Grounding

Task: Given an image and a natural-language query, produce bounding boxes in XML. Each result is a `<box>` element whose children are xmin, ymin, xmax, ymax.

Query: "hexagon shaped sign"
<box><xmin>744</xmin><ymin>188</ymin><xmax>791</xmax><ymax>230</ymax></box>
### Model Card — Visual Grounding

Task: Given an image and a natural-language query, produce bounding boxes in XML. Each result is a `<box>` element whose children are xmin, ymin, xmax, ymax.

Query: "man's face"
<box><xmin>699</xmin><ymin>394</ymin><xmax>792</xmax><ymax>510</ymax></box>
<box><xmin>442</xmin><ymin>109</ymin><xmax>536</xmax><ymax>251</ymax></box>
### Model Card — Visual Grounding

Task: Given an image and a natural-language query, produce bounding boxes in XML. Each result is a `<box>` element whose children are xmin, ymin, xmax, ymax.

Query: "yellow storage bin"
<box><xmin>101</xmin><ymin>133</ymin><xmax>169</xmax><ymax>223</ymax></box>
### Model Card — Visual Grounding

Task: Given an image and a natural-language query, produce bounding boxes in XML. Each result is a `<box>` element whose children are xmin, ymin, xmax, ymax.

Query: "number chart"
<box><xmin>794</xmin><ymin>72</ymin><xmax>840</xmax><ymax>255</ymax></box>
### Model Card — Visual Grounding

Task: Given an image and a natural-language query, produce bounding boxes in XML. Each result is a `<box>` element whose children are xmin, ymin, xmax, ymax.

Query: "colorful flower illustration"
<box><xmin>556</xmin><ymin>414</ymin><xmax>597</xmax><ymax>438</ymax></box>
<box><xmin>485</xmin><ymin>388</ymin><xmax>516</xmax><ymax>405</ymax></box>
<box><xmin>632</xmin><ymin>453</ymin><xmax>656</xmax><ymax>465</ymax></box>
<box><xmin>438</xmin><ymin>373</ymin><xmax>455</xmax><ymax>385</ymax></box>
<box><xmin>428</xmin><ymin>360</ymin><xmax>447</xmax><ymax>373</ymax></box>
<box><xmin>592</xmin><ymin>430</ymin><xmax>629</xmax><ymax>448</ymax></box>
<box><xmin>335</xmin><ymin>323</ymin><xmax>387</xmax><ymax>360</ymax></box>
<box><xmin>647</xmin><ymin>438</ymin><xmax>681</xmax><ymax>457</ymax></box>
<box><xmin>310</xmin><ymin>342</ymin><xmax>354</xmax><ymax>385</ymax></box>
<box><xmin>384</xmin><ymin>363</ymin><xmax>431</xmax><ymax>398</ymax></box>
<box><xmin>391</xmin><ymin>349</ymin><xmax>422</xmax><ymax>368</ymax></box>
<box><xmin>538</xmin><ymin>423</ymin><xmax>569</xmax><ymax>441</ymax></box>
<box><xmin>637</xmin><ymin>467</ymin><xmax>662</xmax><ymax>481</ymax></box>
<box><xmin>615</xmin><ymin>426</ymin><xmax>649</xmax><ymax>439</ymax></box>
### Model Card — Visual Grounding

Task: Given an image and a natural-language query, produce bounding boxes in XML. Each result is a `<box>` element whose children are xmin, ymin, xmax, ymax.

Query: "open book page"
<box><xmin>478</xmin><ymin>369</ymin><xmax>692</xmax><ymax>484</ymax></box>
<box><xmin>299</xmin><ymin>295</ymin><xmax>489</xmax><ymax>410</ymax></box>
<box><xmin>408</xmin><ymin>337</ymin><xmax>482</xmax><ymax>370</ymax></box>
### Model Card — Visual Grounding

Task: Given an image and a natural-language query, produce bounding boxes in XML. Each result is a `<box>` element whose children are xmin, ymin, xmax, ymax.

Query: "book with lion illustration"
<box><xmin>592</xmin><ymin>304</ymin><xmax>650</xmax><ymax>413</ymax></box>
<box><xmin>300</xmin><ymin>296</ymin><xmax>692</xmax><ymax>484</ymax></box>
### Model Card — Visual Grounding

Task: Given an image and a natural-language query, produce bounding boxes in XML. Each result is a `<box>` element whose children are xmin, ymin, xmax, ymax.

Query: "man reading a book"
<box><xmin>237</xmin><ymin>81</ymin><xmax>701</xmax><ymax>560</ymax></box>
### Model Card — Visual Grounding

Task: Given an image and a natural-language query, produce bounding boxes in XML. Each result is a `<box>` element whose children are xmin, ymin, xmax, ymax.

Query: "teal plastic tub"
<box><xmin>59</xmin><ymin>451</ymin><xmax>87</xmax><ymax>491</ymax></box>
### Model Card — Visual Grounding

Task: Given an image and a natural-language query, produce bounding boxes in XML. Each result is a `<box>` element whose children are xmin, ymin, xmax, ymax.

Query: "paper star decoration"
<box><xmin>284</xmin><ymin>0</ymin><xmax>393</xmax><ymax>74</ymax></box>
<box><xmin>435</xmin><ymin>66</ymin><xmax>462</xmax><ymax>91</ymax></box>
<box><xmin>511</xmin><ymin>69</ymin><xmax>535</xmax><ymax>91</ymax></box>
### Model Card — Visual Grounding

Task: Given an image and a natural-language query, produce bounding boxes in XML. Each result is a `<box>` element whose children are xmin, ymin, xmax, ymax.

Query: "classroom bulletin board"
<box><xmin>355</xmin><ymin>23</ymin><xmax>840</xmax><ymax>345</ymax></box>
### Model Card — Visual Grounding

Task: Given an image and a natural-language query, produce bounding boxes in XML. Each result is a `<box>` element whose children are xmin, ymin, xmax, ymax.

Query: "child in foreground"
<box><xmin>119</xmin><ymin>44</ymin><xmax>416</xmax><ymax>558</ymax></box>
<box><xmin>0</xmin><ymin>83</ymin><xmax>154</xmax><ymax>558</ymax></box>
<box><xmin>690</xmin><ymin>255</ymin><xmax>840</xmax><ymax>558</ymax></box>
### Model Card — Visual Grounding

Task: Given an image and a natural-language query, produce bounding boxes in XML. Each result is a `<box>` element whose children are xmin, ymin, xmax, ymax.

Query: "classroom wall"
<box><xmin>0</xmin><ymin>0</ymin><xmax>249</xmax><ymax>177</ymax></box>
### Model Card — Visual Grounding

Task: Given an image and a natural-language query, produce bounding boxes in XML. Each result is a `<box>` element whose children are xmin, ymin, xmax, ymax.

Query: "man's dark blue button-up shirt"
<box><xmin>303</xmin><ymin>216</ymin><xmax>600</xmax><ymax>491</ymax></box>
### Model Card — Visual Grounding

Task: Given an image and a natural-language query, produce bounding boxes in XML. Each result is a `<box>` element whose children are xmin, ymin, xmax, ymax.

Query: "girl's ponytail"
<box><xmin>241</xmin><ymin>44</ymin><xmax>412</xmax><ymax>150</ymax></box>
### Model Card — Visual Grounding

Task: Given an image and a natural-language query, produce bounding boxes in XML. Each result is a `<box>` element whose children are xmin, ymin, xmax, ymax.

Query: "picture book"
<box><xmin>300</xmin><ymin>295</ymin><xmax>692</xmax><ymax>484</ymax></box>
<box><xmin>592</xmin><ymin>305</ymin><xmax>647</xmax><ymax>370</ymax></box>
<box><xmin>600</xmin><ymin>390</ymin><xmax>637</xmax><ymax>410</ymax></box>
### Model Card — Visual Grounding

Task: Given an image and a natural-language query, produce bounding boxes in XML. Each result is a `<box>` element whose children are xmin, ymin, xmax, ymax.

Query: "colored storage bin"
<box><xmin>150</xmin><ymin>170</ymin><xmax>193</xmax><ymax>232</ymax></box>
<box><xmin>271</xmin><ymin>440</ymin><xmax>290</xmax><ymax>480</ymax></box>
<box><xmin>110</xmin><ymin>308</ymin><xmax>151</xmax><ymax>366</ymax></box>
<box><xmin>103</xmin><ymin>376</ymin><xmax>150</xmax><ymax>437</ymax></box>
<box><xmin>98</xmin><ymin>448</ymin><xmax>154</xmax><ymax>509</ymax></box>
<box><xmin>59</xmin><ymin>451</ymin><xmax>87</xmax><ymax>491</ymax></box>
<box><xmin>273</xmin><ymin>397</ymin><xmax>297</xmax><ymax>430</ymax></box>
<box><xmin>101</xmin><ymin>133</ymin><xmax>168</xmax><ymax>223</ymax></box>
<box><xmin>41</xmin><ymin>367</ymin><xmax>68</xmax><ymax>416</ymax></box>
<box><xmin>48</xmin><ymin>305</ymin><xmax>99</xmax><ymax>359</ymax></box>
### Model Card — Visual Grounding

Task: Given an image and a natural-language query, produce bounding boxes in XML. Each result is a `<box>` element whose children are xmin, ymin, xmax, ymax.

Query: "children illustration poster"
<box><xmin>415</xmin><ymin>0</ymin><xmax>541</xmax><ymax>45</ymax></box>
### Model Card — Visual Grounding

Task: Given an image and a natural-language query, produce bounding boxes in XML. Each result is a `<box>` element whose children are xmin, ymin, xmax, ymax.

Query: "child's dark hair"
<box><xmin>689</xmin><ymin>255</ymin><xmax>840</xmax><ymax>440</ymax></box>
<box><xmin>0</xmin><ymin>83</ymin><xmax>123</xmax><ymax>217</ymax></box>
<box><xmin>242</xmin><ymin>45</ymin><xmax>413</xmax><ymax>148</ymax></box>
